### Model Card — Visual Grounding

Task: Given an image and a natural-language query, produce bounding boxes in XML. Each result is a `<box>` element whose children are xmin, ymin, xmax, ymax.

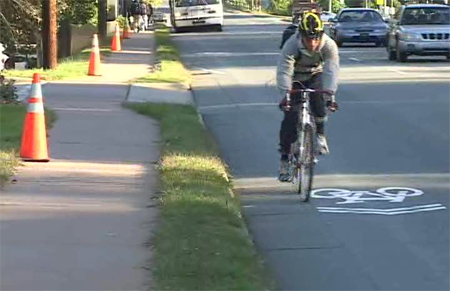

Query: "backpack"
<box><xmin>140</xmin><ymin>3</ymin><xmax>148</xmax><ymax>15</ymax></box>
<box><xmin>280</xmin><ymin>24</ymin><xmax>298</xmax><ymax>49</ymax></box>
<box><xmin>131</xmin><ymin>2</ymin><xmax>141</xmax><ymax>15</ymax></box>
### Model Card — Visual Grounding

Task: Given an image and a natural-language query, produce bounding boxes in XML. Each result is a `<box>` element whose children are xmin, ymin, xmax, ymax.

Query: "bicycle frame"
<box><xmin>287</xmin><ymin>89</ymin><xmax>318</xmax><ymax>160</ymax></box>
<box><xmin>286</xmin><ymin>87</ymin><xmax>331</xmax><ymax>200</ymax></box>
<box><xmin>297</xmin><ymin>91</ymin><xmax>317</xmax><ymax>156</ymax></box>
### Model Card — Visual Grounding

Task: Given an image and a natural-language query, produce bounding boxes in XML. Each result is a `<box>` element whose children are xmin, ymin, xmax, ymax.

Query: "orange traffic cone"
<box><xmin>122</xmin><ymin>21</ymin><xmax>131</xmax><ymax>39</ymax></box>
<box><xmin>88</xmin><ymin>34</ymin><xmax>102</xmax><ymax>76</ymax></box>
<box><xmin>111</xmin><ymin>22</ymin><xmax>121</xmax><ymax>51</ymax></box>
<box><xmin>20</xmin><ymin>73</ymin><xmax>50</xmax><ymax>162</ymax></box>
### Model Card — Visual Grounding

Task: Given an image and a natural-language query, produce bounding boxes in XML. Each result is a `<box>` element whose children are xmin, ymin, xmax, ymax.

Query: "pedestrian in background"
<box><xmin>147</xmin><ymin>2</ymin><xmax>154</xmax><ymax>27</ymax></box>
<box><xmin>139</xmin><ymin>0</ymin><xmax>148</xmax><ymax>31</ymax></box>
<box><xmin>130</xmin><ymin>0</ymin><xmax>142</xmax><ymax>32</ymax></box>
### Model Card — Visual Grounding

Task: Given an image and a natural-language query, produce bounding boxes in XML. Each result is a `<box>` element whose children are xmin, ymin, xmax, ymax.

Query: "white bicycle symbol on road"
<box><xmin>311</xmin><ymin>187</ymin><xmax>423</xmax><ymax>204</ymax></box>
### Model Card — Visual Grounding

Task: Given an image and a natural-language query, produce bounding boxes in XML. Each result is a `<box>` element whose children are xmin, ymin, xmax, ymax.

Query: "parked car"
<box><xmin>321</xmin><ymin>11</ymin><xmax>336</xmax><ymax>22</ymax></box>
<box><xmin>153</xmin><ymin>7</ymin><xmax>169</xmax><ymax>24</ymax></box>
<box><xmin>329</xmin><ymin>8</ymin><xmax>389</xmax><ymax>47</ymax></box>
<box><xmin>386</xmin><ymin>4</ymin><xmax>450</xmax><ymax>62</ymax></box>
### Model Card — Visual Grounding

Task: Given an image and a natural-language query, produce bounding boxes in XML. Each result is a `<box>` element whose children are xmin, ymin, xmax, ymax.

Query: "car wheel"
<box><xmin>447</xmin><ymin>54</ymin><xmax>450</xmax><ymax>60</ymax></box>
<box><xmin>215</xmin><ymin>24</ymin><xmax>222</xmax><ymax>32</ymax></box>
<box><xmin>396</xmin><ymin>43</ymin><xmax>407</xmax><ymax>62</ymax></box>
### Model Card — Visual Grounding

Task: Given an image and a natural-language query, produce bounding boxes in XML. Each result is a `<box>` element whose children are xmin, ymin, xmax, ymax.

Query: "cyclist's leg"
<box><xmin>309</xmin><ymin>75</ymin><xmax>329</xmax><ymax>153</ymax></box>
<box><xmin>309</xmin><ymin>75</ymin><xmax>327</xmax><ymax>134</ymax></box>
<box><xmin>278</xmin><ymin>99</ymin><xmax>300</xmax><ymax>181</ymax></box>
<box><xmin>279</xmin><ymin>110</ymin><xmax>298</xmax><ymax>158</ymax></box>
<box><xmin>279</xmin><ymin>81</ymin><xmax>304</xmax><ymax>157</ymax></box>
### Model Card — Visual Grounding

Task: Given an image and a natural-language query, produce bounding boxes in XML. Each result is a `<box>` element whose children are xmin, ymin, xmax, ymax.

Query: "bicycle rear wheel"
<box><xmin>297</xmin><ymin>125</ymin><xmax>315</xmax><ymax>202</ymax></box>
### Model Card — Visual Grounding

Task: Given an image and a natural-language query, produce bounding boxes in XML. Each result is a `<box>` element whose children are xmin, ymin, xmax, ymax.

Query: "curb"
<box><xmin>126</xmin><ymin>83</ymin><xmax>194</xmax><ymax>105</ymax></box>
<box><xmin>125</xmin><ymin>83</ymin><xmax>132</xmax><ymax>102</ymax></box>
<box><xmin>16</xmin><ymin>81</ymin><xmax>49</xmax><ymax>103</ymax></box>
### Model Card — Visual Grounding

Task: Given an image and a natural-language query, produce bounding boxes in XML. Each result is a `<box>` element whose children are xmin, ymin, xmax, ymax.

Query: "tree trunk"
<box><xmin>42</xmin><ymin>0</ymin><xmax>58</xmax><ymax>69</ymax></box>
<box><xmin>98</xmin><ymin>0</ymin><xmax>107</xmax><ymax>41</ymax></box>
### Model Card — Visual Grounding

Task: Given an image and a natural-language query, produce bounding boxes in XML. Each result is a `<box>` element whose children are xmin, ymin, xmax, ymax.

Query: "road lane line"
<box><xmin>182</xmin><ymin>52</ymin><xmax>279</xmax><ymax>57</ymax></box>
<box><xmin>198</xmin><ymin>103</ymin><xmax>277</xmax><ymax>111</ymax></box>
<box><xmin>349</xmin><ymin>57</ymin><xmax>361</xmax><ymax>62</ymax></box>
<box><xmin>53</xmin><ymin>108</ymin><xmax>119</xmax><ymax>112</ymax></box>
<box><xmin>192</xmin><ymin>67</ymin><xmax>227</xmax><ymax>75</ymax></box>
<box><xmin>388</xmin><ymin>68</ymin><xmax>409</xmax><ymax>75</ymax></box>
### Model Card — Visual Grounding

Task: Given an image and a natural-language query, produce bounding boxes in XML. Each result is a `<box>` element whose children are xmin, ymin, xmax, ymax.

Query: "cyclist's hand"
<box><xmin>279</xmin><ymin>97</ymin><xmax>291</xmax><ymax>111</ymax></box>
<box><xmin>327</xmin><ymin>100</ymin><xmax>339</xmax><ymax>112</ymax></box>
<box><xmin>322</xmin><ymin>90</ymin><xmax>334</xmax><ymax>97</ymax></box>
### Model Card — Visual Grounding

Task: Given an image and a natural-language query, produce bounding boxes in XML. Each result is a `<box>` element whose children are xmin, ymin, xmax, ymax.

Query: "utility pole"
<box><xmin>98</xmin><ymin>0</ymin><xmax>107</xmax><ymax>41</ymax></box>
<box><xmin>329</xmin><ymin>0</ymin><xmax>332</xmax><ymax>12</ymax></box>
<box><xmin>42</xmin><ymin>0</ymin><xmax>58</xmax><ymax>69</ymax></box>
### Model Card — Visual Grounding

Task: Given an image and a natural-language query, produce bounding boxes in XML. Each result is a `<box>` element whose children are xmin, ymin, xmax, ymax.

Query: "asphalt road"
<box><xmin>173</xmin><ymin>10</ymin><xmax>450</xmax><ymax>290</ymax></box>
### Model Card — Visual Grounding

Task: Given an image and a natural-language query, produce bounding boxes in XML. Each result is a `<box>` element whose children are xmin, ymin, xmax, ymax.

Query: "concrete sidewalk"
<box><xmin>0</xmin><ymin>30</ymin><xmax>174</xmax><ymax>290</ymax></box>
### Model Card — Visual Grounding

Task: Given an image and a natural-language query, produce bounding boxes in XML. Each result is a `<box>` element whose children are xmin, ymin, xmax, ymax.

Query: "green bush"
<box><xmin>116</xmin><ymin>15</ymin><xmax>128</xmax><ymax>29</ymax></box>
<box><xmin>0</xmin><ymin>76</ymin><xmax>19</xmax><ymax>104</ymax></box>
<box><xmin>267</xmin><ymin>0</ymin><xmax>292</xmax><ymax>15</ymax></box>
<box><xmin>59</xmin><ymin>0</ymin><xmax>98</xmax><ymax>25</ymax></box>
<box><xmin>319</xmin><ymin>0</ymin><xmax>347</xmax><ymax>13</ymax></box>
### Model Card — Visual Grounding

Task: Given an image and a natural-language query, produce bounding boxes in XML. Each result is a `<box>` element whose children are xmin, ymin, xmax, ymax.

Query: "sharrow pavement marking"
<box><xmin>311</xmin><ymin>187</ymin><xmax>424</xmax><ymax>204</ymax></box>
<box><xmin>317</xmin><ymin>204</ymin><xmax>447</xmax><ymax>215</ymax></box>
<box><xmin>312</xmin><ymin>187</ymin><xmax>447</xmax><ymax>215</ymax></box>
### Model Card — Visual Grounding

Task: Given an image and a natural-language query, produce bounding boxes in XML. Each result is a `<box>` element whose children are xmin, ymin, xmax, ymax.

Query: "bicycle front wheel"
<box><xmin>297</xmin><ymin>124</ymin><xmax>315</xmax><ymax>202</ymax></box>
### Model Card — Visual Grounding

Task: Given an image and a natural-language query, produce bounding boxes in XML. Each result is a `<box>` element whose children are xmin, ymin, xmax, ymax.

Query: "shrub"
<box><xmin>0</xmin><ymin>76</ymin><xmax>19</xmax><ymax>104</ymax></box>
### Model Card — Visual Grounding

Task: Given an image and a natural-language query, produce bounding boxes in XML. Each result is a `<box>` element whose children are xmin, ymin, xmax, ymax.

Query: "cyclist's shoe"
<box><xmin>278</xmin><ymin>159</ymin><xmax>291</xmax><ymax>182</ymax></box>
<box><xmin>317</xmin><ymin>134</ymin><xmax>329</xmax><ymax>155</ymax></box>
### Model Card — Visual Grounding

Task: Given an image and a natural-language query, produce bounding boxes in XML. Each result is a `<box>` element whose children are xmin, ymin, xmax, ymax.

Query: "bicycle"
<box><xmin>284</xmin><ymin>86</ymin><xmax>337</xmax><ymax>202</ymax></box>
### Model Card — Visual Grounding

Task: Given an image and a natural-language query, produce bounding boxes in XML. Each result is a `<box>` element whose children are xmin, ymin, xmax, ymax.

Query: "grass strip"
<box><xmin>0</xmin><ymin>104</ymin><xmax>57</xmax><ymax>186</ymax></box>
<box><xmin>4</xmin><ymin>40</ymin><xmax>112</xmax><ymax>81</ymax></box>
<box><xmin>125</xmin><ymin>103</ymin><xmax>274</xmax><ymax>291</ymax></box>
<box><xmin>134</xmin><ymin>27</ymin><xmax>190</xmax><ymax>85</ymax></box>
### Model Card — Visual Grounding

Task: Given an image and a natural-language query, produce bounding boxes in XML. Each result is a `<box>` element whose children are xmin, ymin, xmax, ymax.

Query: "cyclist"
<box><xmin>276</xmin><ymin>11</ymin><xmax>340</xmax><ymax>182</ymax></box>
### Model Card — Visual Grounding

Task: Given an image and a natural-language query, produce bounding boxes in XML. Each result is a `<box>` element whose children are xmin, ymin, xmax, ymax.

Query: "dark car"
<box><xmin>329</xmin><ymin>8</ymin><xmax>389</xmax><ymax>47</ymax></box>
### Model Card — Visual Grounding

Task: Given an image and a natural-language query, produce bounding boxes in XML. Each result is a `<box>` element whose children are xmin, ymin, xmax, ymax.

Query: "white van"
<box><xmin>169</xmin><ymin>0</ymin><xmax>223</xmax><ymax>32</ymax></box>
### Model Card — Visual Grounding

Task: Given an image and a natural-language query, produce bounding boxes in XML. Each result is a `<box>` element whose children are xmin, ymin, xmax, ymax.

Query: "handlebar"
<box><xmin>289</xmin><ymin>88</ymin><xmax>333</xmax><ymax>95</ymax></box>
<box><xmin>282</xmin><ymin>88</ymin><xmax>338</xmax><ymax>112</ymax></box>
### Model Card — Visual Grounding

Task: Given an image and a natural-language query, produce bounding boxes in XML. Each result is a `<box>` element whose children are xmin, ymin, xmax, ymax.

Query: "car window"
<box><xmin>401</xmin><ymin>7</ymin><xmax>450</xmax><ymax>25</ymax></box>
<box><xmin>175</xmin><ymin>0</ymin><xmax>220</xmax><ymax>7</ymax></box>
<box><xmin>338</xmin><ymin>10</ymin><xmax>384</xmax><ymax>22</ymax></box>
<box><xmin>156</xmin><ymin>7</ymin><xmax>170</xmax><ymax>13</ymax></box>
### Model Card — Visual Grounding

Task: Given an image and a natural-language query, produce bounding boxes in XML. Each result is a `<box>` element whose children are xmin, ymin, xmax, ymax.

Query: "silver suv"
<box><xmin>387</xmin><ymin>4</ymin><xmax>450</xmax><ymax>62</ymax></box>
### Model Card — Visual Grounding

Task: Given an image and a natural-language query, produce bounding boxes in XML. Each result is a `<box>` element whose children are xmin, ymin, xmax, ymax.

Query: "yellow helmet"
<box><xmin>299</xmin><ymin>12</ymin><xmax>324</xmax><ymax>39</ymax></box>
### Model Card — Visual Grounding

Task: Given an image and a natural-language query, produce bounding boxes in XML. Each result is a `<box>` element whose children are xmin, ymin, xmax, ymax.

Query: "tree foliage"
<box><xmin>318</xmin><ymin>0</ymin><xmax>346</xmax><ymax>12</ymax></box>
<box><xmin>0</xmin><ymin>0</ymin><xmax>98</xmax><ymax>57</ymax></box>
<box><xmin>59</xmin><ymin>0</ymin><xmax>98</xmax><ymax>25</ymax></box>
<box><xmin>267</xmin><ymin>0</ymin><xmax>292</xmax><ymax>15</ymax></box>
<box><xmin>0</xmin><ymin>0</ymin><xmax>41</xmax><ymax>54</ymax></box>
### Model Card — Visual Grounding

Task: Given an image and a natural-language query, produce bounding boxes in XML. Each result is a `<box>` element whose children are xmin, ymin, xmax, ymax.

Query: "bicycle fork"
<box><xmin>298</xmin><ymin>103</ymin><xmax>319</xmax><ymax>166</ymax></box>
